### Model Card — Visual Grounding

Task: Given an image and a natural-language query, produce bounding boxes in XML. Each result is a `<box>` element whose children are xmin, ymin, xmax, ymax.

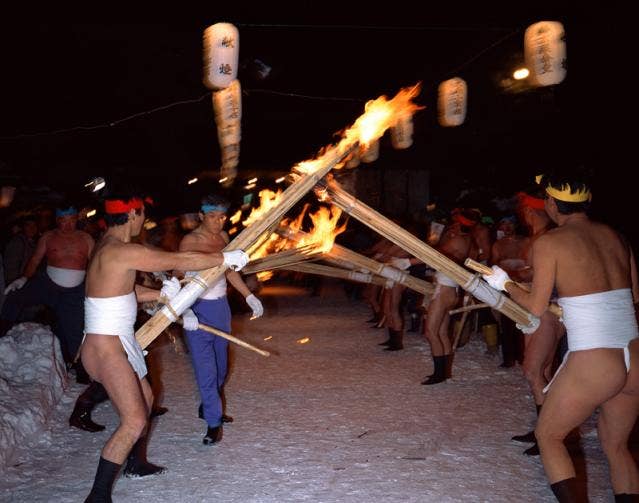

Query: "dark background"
<box><xmin>0</xmin><ymin>8</ymin><xmax>629</xmax><ymax>241</ymax></box>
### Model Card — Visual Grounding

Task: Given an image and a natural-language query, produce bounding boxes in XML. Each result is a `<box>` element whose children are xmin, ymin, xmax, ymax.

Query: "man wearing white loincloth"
<box><xmin>80</xmin><ymin>189</ymin><xmax>249</xmax><ymax>502</ymax></box>
<box><xmin>483</xmin><ymin>173</ymin><xmax>639</xmax><ymax>501</ymax></box>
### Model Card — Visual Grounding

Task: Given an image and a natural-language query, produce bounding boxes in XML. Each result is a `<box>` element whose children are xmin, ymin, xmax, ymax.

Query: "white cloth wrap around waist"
<box><xmin>47</xmin><ymin>265</ymin><xmax>86</xmax><ymax>288</ymax></box>
<box><xmin>560</xmin><ymin>288</ymin><xmax>638</xmax><ymax>352</ymax></box>
<box><xmin>435</xmin><ymin>271</ymin><xmax>458</xmax><ymax>288</ymax></box>
<box><xmin>543</xmin><ymin>288</ymin><xmax>638</xmax><ymax>394</ymax></box>
<box><xmin>187</xmin><ymin>271</ymin><xmax>227</xmax><ymax>300</ymax></box>
<box><xmin>84</xmin><ymin>292</ymin><xmax>147</xmax><ymax>379</ymax></box>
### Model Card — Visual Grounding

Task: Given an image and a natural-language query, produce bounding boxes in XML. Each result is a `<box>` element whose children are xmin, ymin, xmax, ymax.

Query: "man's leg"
<box><xmin>55</xmin><ymin>285</ymin><xmax>88</xmax><ymax>382</ymax></box>
<box><xmin>81</xmin><ymin>337</ymin><xmax>149</xmax><ymax>500</ymax></box>
<box><xmin>597</xmin><ymin>340</ymin><xmax>639</xmax><ymax>496</ymax></box>
<box><xmin>536</xmin><ymin>349</ymin><xmax>627</xmax><ymax>499</ymax></box>
<box><xmin>423</xmin><ymin>288</ymin><xmax>456</xmax><ymax>385</ymax></box>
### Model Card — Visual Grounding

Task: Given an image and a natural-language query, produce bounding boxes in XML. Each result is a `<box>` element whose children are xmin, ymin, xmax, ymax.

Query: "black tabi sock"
<box><xmin>85</xmin><ymin>456</ymin><xmax>121</xmax><ymax>503</ymax></box>
<box><xmin>550</xmin><ymin>477</ymin><xmax>587</xmax><ymax>502</ymax></box>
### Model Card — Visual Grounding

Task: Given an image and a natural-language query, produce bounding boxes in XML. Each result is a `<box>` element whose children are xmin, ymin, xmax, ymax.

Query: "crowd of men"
<box><xmin>1</xmin><ymin>168</ymin><xmax>638</xmax><ymax>501</ymax></box>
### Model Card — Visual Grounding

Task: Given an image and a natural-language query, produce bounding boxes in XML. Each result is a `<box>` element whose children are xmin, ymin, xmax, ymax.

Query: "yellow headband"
<box><xmin>535</xmin><ymin>174</ymin><xmax>592</xmax><ymax>203</ymax></box>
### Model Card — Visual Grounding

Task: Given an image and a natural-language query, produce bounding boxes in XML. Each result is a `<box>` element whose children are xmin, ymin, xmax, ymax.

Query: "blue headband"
<box><xmin>56</xmin><ymin>207</ymin><xmax>78</xmax><ymax>217</ymax></box>
<box><xmin>201</xmin><ymin>204</ymin><xmax>228</xmax><ymax>214</ymax></box>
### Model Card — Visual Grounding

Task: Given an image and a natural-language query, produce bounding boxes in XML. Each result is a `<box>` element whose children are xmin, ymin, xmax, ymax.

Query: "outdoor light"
<box><xmin>187</xmin><ymin>177</ymin><xmax>198</xmax><ymax>185</ymax></box>
<box><xmin>85</xmin><ymin>177</ymin><xmax>106</xmax><ymax>192</ymax></box>
<box><xmin>513</xmin><ymin>68</ymin><xmax>529</xmax><ymax>80</ymax></box>
<box><xmin>438</xmin><ymin>77</ymin><xmax>467</xmax><ymax>127</ymax></box>
<box><xmin>219</xmin><ymin>177</ymin><xmax>228</xmax><ymax>184</ymax></box>
<box><xmin>247</xmin><ymin>177</ymin><xmax>257</xmax><ymax>184</ymax></box>
<box><xmin>275</xmin><ymin>176</ymin><xmax>286</xmax><ymax>183</ymax></box>
<box><xmin>86</xmin><ymin>209</ymin><xmax>97</xmax><ymax>218</ymax></box>
<box><xmin>244</xmin><ymin>183</ymin><xmax>256</xmax><ymax>190</ymax></box>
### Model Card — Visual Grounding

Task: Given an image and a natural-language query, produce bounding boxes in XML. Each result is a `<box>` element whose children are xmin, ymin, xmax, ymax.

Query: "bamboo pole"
<box><xmin>284</xmin><ymin>262</ymin><xmax>389</xmax><ymax>287</ymax></box>
<box><xmin>135</xmin><ymin>144</ymin><xmax>357</xmax><ymax>349</ymax></box>
<box><xmin>464</xmin><ymin>258</ymin><xmax>563</xmax><ymax>318</ymax></box>
<box><xmin>322</xmin><ymin>180</ymin><xmax>537</xmax><ymax>328</ymax></box>
<box><xmin>275</xmin><ymin>227</ymin><xmax>433</xmax><ymax>296</ymax></box>
<box><xmin>449</xmin><ymin>302</ymin><xmax>490</xmax><ymax>315</ymax></box>
<box><xmin>242</xmin><ymin>245</ymin><xmax>322</xmax><ymax>274</ymax></box>
<box><xmin>176</xmin><ymin>320</ymin><xmax>270</xmax><ymax>357</ymax></box>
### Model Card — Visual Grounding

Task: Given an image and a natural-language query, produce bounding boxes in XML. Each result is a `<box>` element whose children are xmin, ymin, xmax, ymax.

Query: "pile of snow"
<box><xmin>0</xmin><ymin>322</ymin><xmax>67</xmax><ymax>469</ymax></box>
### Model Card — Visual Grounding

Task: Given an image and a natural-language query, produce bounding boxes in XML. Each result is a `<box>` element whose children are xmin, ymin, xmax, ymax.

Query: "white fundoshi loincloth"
<box><xmin>543</xmin><ymin>288</ymin><xmax>639</xmax><ymax>393</ymax></box>
<box><xmin>84</xmin><ymin>292</ymin><xmax>147</xmax><ymax>379</ymax></box>
<box><xmin>433</xmin><ymin>270</ymin><xmax>459</xmax><ymax>297</ymax></box>
<box><xmin>47</xmin><ymin>265</ymin><xmax>86</xmax><ymax>288</ymax></box>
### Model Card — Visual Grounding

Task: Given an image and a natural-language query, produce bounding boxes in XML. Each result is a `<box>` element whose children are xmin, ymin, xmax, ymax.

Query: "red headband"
<box><xmin>453</xmin><ymin>213</ymin><xmax>476</xmax><ymax>227</ymax></box>
<box><xmin>104</xmin><ymin>198</ymin><xmax>144</xmax><ymax>214</ymax></box>
<box><xmin>517</xmin><ymin>192</ymin><xmax>545</xmax><ymax>210</ymax></box>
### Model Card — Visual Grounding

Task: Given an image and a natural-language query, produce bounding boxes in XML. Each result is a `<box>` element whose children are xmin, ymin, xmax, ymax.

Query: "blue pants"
<box><xmin>184</xmin><ymin>297</ymin><xmax>231</xmax><ymax>428</ymax></box>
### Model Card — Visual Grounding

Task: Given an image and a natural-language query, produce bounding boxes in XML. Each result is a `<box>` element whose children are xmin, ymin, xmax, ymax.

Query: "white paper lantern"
<box><xmin>390</xmin><ymin>114</ymin><xmax>414</xmax><ymax>149</ymax></box>
<box><xmin>524</xmin><ymin>21</ymin><xmax>567</xmax><ymax>87</ymax></box>
<box><xmin>213</xmin><ymin>79</ymin><xmax>242</xmax><ymax>180</ymax></box>
<box><xmin>203</xmin><ymin>23</ymin><xmax>239</xmax><ymax>90</ymax></box>
<box><xmin>438</xmin><ymin>78</ymin><xmax>467</xmax><ymax>127</ymax></box>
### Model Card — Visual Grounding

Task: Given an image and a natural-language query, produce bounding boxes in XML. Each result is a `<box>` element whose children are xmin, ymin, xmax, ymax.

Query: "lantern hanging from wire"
<box><xmin>438</xmin><ymin>77</ymin><xmax>467</xmax><ymax>127</ymax></box>
<box><xmin>203</xmin><ymin>22</ymin><xmax>240</xmax><ymax>90</ymax></box>
<box><xmin>524</xmin><ymin>20</ymin><xmax>567</xmax><ymax>87</ymax></box>
<box><xmin>212</xmin><ymin>79</ymin><xmax>242</xmax><ymax>181</ymax></box>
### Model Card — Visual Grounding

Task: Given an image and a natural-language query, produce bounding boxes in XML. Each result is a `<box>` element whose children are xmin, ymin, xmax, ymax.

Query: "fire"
<box><xmin>296</xmin><ymin>206</ymin><xmax>346</xmax><ymax>253</ymax></box>
<box><xmin>296</xmin><ymin>337</ymin><xmax>310</xmax><ymax>344</ymax></box>
<box><xmin>229</xmin><ymin>209</ymin><xmax>242</xmax><ymax>224</ymax></box>
<box><xmin>293</xmin><ymin>84</ymin><xmax>423</xmax><ymax>175</ymax></box>
<box><xmin>242</xmin><ymin>189</ymin><xmax>283</xmax><ymax>226</ymax></box>
<box><xmin>257</xmin><ymin>271</ymin><xmax>274</xmax><ymax>282</ymax></box>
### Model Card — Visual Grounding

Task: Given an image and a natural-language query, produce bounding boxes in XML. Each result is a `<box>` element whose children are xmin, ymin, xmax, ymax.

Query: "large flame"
<box><xmin>242</xmin><ymin>189</ymin><xmax>283</xmax><ymax>226</ymax></box>
<box><xmin>293</xmin><ymin>83</ymin><xmax>422</xmax><ymax>175</ymax></box>
<box><xmin>295</xmin><ymin>205</ymin><xmax>346</xmax><ymax>253</ymax></box>
<box><xmin>229</xmin><ymin>209</ymin><xmax>242</xmax><ymax>224</ymax></box>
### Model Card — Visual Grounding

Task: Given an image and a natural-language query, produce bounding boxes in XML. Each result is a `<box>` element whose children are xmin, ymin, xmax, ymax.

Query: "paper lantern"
<box><xmin>390</xmin><ymin>114</ymin><xmax>414</xmax><ymax>149</ymax></box>
<box><xmin>524</xmin><ymin>21</ymin><xmax>567</xmax><ymax>87</ymax></box>
<box><xmin>203</xmin><ymin>23</ymin><xmax>239</xmax><ymax>90</ymax></box>
<box><xmin>438</xmin><ymin>78</ymin><xmax>467</xmax><ymax>127</ymax></box>
<box><xmin>212</xmin><ymin>79</ymin><xmax>242</xmax><ymax>180</ymax></box>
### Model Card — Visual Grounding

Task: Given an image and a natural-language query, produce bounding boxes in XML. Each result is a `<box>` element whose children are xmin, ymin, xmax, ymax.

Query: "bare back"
<box><xmin>546</xmin><ymin>220</ymin><xmax>632</xmax><ymax>298</ymax></box>
<box><xmin>438</xmin><ymin>225</ymin><xmax>474</xmax><ymax>264</ymax></box>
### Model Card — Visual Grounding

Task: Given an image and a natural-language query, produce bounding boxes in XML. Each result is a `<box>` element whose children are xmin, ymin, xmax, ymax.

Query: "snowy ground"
<box><xmin>0</xmin><ymin>279</ymin><xmax>627</xmax><ymax>502</ymax></box>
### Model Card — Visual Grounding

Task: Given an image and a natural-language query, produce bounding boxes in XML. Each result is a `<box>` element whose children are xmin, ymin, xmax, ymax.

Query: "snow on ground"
<box><xmin>0</xmin><ymin>279</ymin><xmax>626</xmax><ymax>502</ymax></box>
<box><xmin>0</xmin><ymin>323</ymin><xmax>67</xmax><ymax>470</ymax></box>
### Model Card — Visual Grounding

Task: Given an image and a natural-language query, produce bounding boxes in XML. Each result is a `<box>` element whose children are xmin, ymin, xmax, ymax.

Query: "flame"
<box><xmin>257</xmin><ymin>271</ymin><xmax>274</xmax><ymax>282</ymax></box>
<box><xmin>264</xmin><ymin>336</ymin><xmax>273</xmax><ymax>341</ymax></box>
<box><xmin>297</xmin><ymin>206</ymin><xmax>346</xmax><ymax>253</ymax></box>
<box><xmin>229</xmin><ymin>210</ymin><xmax>242</xmax><ymax>224</ymax></box>
<box><xmin>242</xmin><ymin>189</ymin><xmax>283</xmax><ymax>226</ymax></box>
<box><xmin>293</xmin><ymin>84</ymin><xmax>422</xmax><ymax>175</ymax></box>
<box><xmin>228</xmin><ymin>226</ymin><xmax>238</xmax><ymax>235</ymax></box>
<box><xmin>296</xmin><ymin>337</ymin><xmax>310</xmax><ymax>344</ymax></box>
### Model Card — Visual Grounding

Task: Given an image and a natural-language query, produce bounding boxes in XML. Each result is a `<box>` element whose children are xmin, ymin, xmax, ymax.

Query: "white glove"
<box><xmin>4</xmin><ymin>276</ymin><xmax>27</xmax><ymax>294</ymax></box>
<box><xmin>517</xmin><ymin>317</ymin><xmax>540</xmax><ymax>334</ymax></box>
<box><xmin>481</xmin><ymin>265</ymin><xmax>512</xmax><ymax>291</ymax></box>
<box><xmin>245</xmin><ymin>294</ymin><xmax>264</xmax><ymax>319</ymax></box>
<box><xmin>160</xmin><ymin>276</ymin><xmax>181</xmax><ymax>301</ymax></box>
<box><xmin>181</xmin><ymin>308</ymin><xmax>200</xmax><ymax>331</ymax></box>
<box><xmin>390</xmin><ymin>257</ymin><xmax>411</xmax><ymax>270</ymax></box>
<box><xmin>223</xmin><ymin>250</ymin><xmax>249</xmax><ymax>272</ymax></box>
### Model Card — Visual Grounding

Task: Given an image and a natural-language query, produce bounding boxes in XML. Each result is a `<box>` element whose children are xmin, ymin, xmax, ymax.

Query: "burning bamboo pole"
<box><xmin>135</xmin><ymin>146</ymin><xmax>355</xmax><ymax>349</ymax></box>
<box><xmin>464</xmin><ymin>258</ymin><xmax>563</xmax><ymax>318</ymax></box>
<box><xmin>284</xmin><ymin>262</ymin><xmax>389</xmax><ymax>287</ymax></box>
<box><xmin>242</xmin><ymin>245</ymin><xmax>323</xmax><ymax>275</ymax></box>
<box><xmin>321</xmin><ymin>180</ymin><xmax>538</xmax><ymax>328</ymax></box>
<box><xmin>136</xmin><ymin>85</ymin><xmax>422</xmax><ymax>349</ymax></box>
<box><xmin>275</xmin><ymin>227</ymin><xmax>434</xmax><ymax>296</ymax></box>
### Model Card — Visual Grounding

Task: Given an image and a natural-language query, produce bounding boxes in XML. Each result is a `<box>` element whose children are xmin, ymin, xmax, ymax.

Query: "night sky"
<box><xmin>0</xmin><ymin>9</ymin><xmax>628</xmax><ymax>239</ymax></box>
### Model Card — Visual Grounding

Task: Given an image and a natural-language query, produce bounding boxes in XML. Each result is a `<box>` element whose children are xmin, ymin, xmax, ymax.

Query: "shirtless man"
<box><xmin>2</xmin><ymin>205</ymin><xmax>94</xmax><ymax>381</ymax></box>
<box><xmin>483</xmin><ymin>174</ymin><xmax>639</xmax><ymax>501</ymax></box>
<box><xmin>80</xmin><ymin>191</ymin><xmax>248</xmax><ymax>501</ymax></box>
<box><xmin>422</xmin><ymin>211</ymin><xmax>475</xmax><ymax>385</ymax></box>
<box><xmin>490</xmin><ymin>215</ymin><xmax>528</xmax><ymax>368</ymax></box>
<box><xmin>509</xmin><ymin>190</ymin><xmax>565</xmax><ymax>456</ymax></box>
<box><xmin>177</xmin><ymin>194</ymin><xmax>264</xmax><ymax>444</ymax></box>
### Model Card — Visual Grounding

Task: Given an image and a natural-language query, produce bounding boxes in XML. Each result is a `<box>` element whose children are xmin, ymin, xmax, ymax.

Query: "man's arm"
<box><xmin>119</xmin><ymin>242</ymin><xmax>226</xmax><ymax>274</ymax></box>
<box><xmin>506</xmin><ymin>235</ymin><xmax>556</xmax><ymax>317</ymax></box>
<box><xmin>135</xmin><ymin>284</ymin><xmax>161</xmax><ymax>303</ymax></box>
<box><xmin>22</xmin><ymin>232</ymin><xmax>50</xmax><ymax>278</ymax></box>
<box><xmin>226</xmin><ymin>269</ymin><xmax>252</xmax><ymax>298</ymax></box>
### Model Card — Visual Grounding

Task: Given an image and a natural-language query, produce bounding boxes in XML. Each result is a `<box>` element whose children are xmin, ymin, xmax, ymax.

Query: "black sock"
<box><xmin>550</xmin><ymin>477</ymin><xmax>586</xmax><ymax>502</ymax></box>
<box><xmin>615</xmin><ymin>494</ymin><xmax>639</xmax><ymax>502</ymax></box>
<box><xmin>85</xmin><ymin>456</ymin><xmax>121</xmax><ymax>502</ymax></box>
